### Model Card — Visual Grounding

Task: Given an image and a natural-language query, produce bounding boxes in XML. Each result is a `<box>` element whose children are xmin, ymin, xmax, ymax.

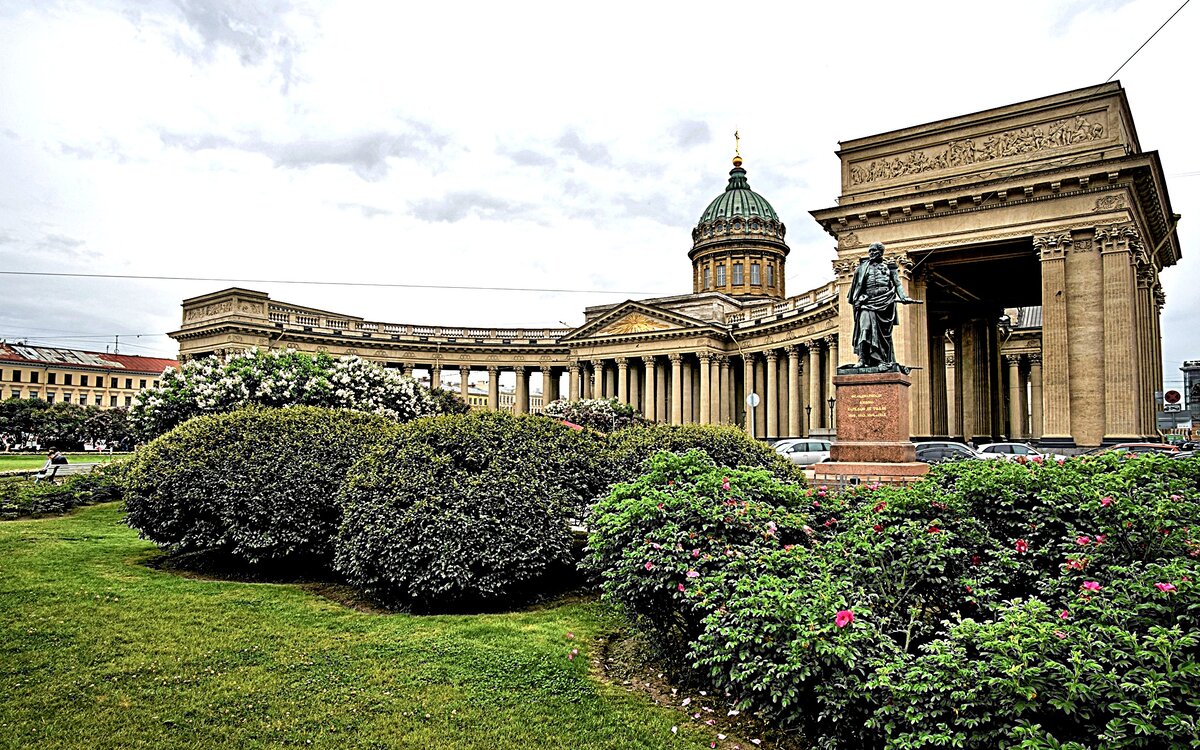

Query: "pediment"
<box><xmin>560</xmin><ymin>301</ymin><xmax>717</xmax><ymax>342</ymax></box>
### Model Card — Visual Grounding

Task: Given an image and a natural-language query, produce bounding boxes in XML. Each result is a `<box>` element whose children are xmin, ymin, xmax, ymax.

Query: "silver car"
<box><xmin>778</xmin><ymin>439</ymin><xmax>831</xmax><ymax>466</ymax></box>
<box><xmin>976</xmin><ymin>442</ymin><xmax>1066</xmax><ymax>461</ymax></box>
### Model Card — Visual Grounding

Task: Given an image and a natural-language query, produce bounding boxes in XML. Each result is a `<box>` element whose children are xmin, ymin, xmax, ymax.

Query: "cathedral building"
<box><xmin>171</xmin><ymin>82</ymin><xmax>1182</xmax><ymax>449</ymax></box>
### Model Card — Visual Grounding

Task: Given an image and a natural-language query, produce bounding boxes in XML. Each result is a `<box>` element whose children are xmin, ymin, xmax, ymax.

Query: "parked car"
<box><xmin>1172</xmin><ymin>451</ymin><xmax>1194</xmax><ymax>460</ymax></box>
<box><xmin>777</xmin><ymin>439</ymin><xmax>831</xmax><ymax>466</ymax></box>
<box><xmin>771</xmin><ymin>438</ymin><xmax>805</xmax><ymax>454</ymax></box>
<box><xmin>976</xmin><ymin>442</ymin><xmax>1067</xmax><ymax>462</ymax></box>
<box><xmin>1083</xmin><ymin>443</ymin><xmax>1180</xmax><ymax>457</ymax></box>
<box><xmin>914</xmin><ymin>441</ymin><xmax>982</xmax><ymax>465</ymax></box>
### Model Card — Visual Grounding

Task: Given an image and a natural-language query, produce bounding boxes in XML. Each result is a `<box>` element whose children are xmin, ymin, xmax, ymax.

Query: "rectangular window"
<box><xmin>110</xmin><ymin>377</ymin><xmax>118</xmax><ymax>388</ymax></box>
<box><xmin>64</xmin><ymin>374</ymin><xmax>73</xmax><ymax>385</ymax></box>
<box><xmin>28</xmin><ymin>389</ymin><xmax>38</xmax><ymax>400</ymax></box>
<box><xmin>94</xmin><ymin>395</ymin><xmax>102</xmax><ymax>406</ymax></box>
<box><xmin>81</xmin><ymin>375</ymin><xmax>89</xmax><ymax>387</ymax></box>
<box><xmin>124</xmin><ymin>395</ymin><xmax>132</xmax><ymax>406</ymax></box>
<box><xmin>63</xmin><ymin>392</ymin><xmax>73</xmax><ymax>403</ymax></box>
<box><xmin>716</xmin><ymin>265</ymin><xmax>726</xmax><ymax>286</ymax></box>
<box><xmin>46</xmin><ymin>393</ymin><xmax>55</xmax><ymax>404</ymax></box>
<box><xmin>125</xmin><ymin>378</ymin><xmax>133</xmax><ymax>389</ymax></box>
<box><xmin>703</xmin><ymin>267</ymin><xmax>712</xmax><ymax>289</ymax></box>
<box><xmin>767</xmin><ymin>265</ymin><xmax>775</xmax><ymax>287</ymax></box>
<box><xmin>11</xmin><ymin>388</ymin><xmax>22</xmax><ymax>399</ymax></box>
<box><xmin>750</xmin><ymin>263</ymin><xmax>761</xmax><ymax>285</ymax></box>
<box><xmin>733</xmin><ymin>263</ymin><xmax>744</xmax><ymax>285</ymax></box>
<box><xmin>48</xmin><ymin>373</ymin><xmax>56</xmax><ymax>384</ymax></box>
<box><xmin>12</xmin><ymin>370</ymin><xmax>20</xmax><ymax>383</ymax></box>
<box><xmin>139</xmin><ymin>379</ymin><xmax>147</xmax><ymax>389</ymax></box>
<box><xmin>153</xmin><ymin>380</ymin><xmax>160</xmax><ymax>388</ymax></box>
<box><xmin>110</xmin><ymin>395</ymin><xmax>117</xmax><ymax>407</ymax></box>
<box><xmin>78</xmin><ymin>394</ymin><xmax>87</xmax><ymax>405</ymax></box>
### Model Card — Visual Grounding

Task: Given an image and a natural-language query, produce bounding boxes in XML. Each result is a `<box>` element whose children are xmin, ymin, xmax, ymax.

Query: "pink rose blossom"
<box><xmin>929</xmin><ymin>525</ymin><xmax>941</xmax><ymax>534</ymax></box>
<box><xmin>1101</xmin><ymin>496</ymin><xmax>1113</xmax><ymax>507</ymax></box>
<box><xmin>1015</xmin><ymin>539</ymin><xmax>1029</xmax><ymax>554</ymax></box>
<box><xmin>721</xmin><ymin>477</ymin><xmax>731</xmax><ymax>491</ymax></box>
<box><xmin>644</xmin><ymin>561</ymin><xmax>654</xmax><ymax>571</ymax></box>
<box><xmin>1082</xmin><ymin>581</ymin><xmax>1101</xmax><ymax>591</ymax></box>
<box><xmin>1060</xmin><ymin>609</ymin><xmax>1070</xmax><ymax>619</ymax></box>
<box><xmin>835</xmin><ymin>609</ymin><xmax>854</xmax><ymax>628</ymax></box>
<box><xmin>1076</xmin><ymin>536</ymin><xmax>1091</xmax><ymax>546</ymax></box>
<box><xmin>686</xmin><ymin>570</ymin><xmax>700</xmax><ymax>579</ymax></box>
<box><xmin>677</xmin><ymin>583</ymin><xmax>685</xmax><ymax>592</ymax></box>
<box><xmin>1155</xmin><ymin>582</ymin><xmax>1177</xmax><ymax>593</ymax></box>
<box><xmin>692</xmin><ymin>549</ymin><xmax>700</xmax><ymax>558</ymax></box>
<box><xmin>1054</xmin><ymin>630</ymin><xmax>1067</xmax><ymax>639</ymax></box>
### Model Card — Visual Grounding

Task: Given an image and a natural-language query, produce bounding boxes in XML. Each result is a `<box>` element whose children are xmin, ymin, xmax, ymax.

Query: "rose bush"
<box><xmin>586</xmin><ymin>452</ymin><xmax>1200</xmax><ymax>749</ymax></box>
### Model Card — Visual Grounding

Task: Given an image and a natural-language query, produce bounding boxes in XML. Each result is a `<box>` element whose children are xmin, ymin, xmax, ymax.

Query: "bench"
<box><xmin>33</xmin><ymin>463</ymin><xmax>101</xmax><ymax>484</ymax></box>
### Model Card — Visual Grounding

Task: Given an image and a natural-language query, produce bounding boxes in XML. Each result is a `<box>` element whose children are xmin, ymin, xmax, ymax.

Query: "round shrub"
<box><xmin>123</xmin><ymin>406</ymin><xmax>396</xmax><ymax>566</ymax></box>
<box><xmin>603</xmin><ymin>423</ymin><xmax>803</xmax><ymax>489</ymax></box>
<box><xmin>334</xmin><ymin>411</ymin><xmax>608</xmax><ymax>610</ymax></box>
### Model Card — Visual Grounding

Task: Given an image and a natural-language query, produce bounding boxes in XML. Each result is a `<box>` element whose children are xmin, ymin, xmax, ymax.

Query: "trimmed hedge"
<box><xmin>603</xmin><ymin>423</ymin><xmax>803</xmax><ymax>488</ymax></box>
<box><xmin>123</xmin><ymin>406</ymin><xmax>396</xmax><ymax>565</ymax></box>
<box><xmin>334</xmin><ymin>411</ymin><xmax>608</xmax><ymax>609</ymax></box>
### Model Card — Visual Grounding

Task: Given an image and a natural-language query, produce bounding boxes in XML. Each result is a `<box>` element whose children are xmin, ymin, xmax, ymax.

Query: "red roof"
<box><xmin>0</xmin><ymin>343</ymin><xmax>178</xmax><ymax>375</ymax></box>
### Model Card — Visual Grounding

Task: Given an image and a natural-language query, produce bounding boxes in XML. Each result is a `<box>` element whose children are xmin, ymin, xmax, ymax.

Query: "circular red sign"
<box><xmin>1165</xmin><ymin>389</ymin><xmax>1182</xmax><ymax>404</ymax></box>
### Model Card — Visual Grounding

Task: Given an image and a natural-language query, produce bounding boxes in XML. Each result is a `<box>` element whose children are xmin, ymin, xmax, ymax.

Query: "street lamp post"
<box><xmin>828</xmin><ymin>397</ymin><xmax>836</xmax><ymax>434</ymax></box>
<box><xmin>805</xmin><ymin>404</ymin><xmax>812</xmax><ymax>436</ymax></box>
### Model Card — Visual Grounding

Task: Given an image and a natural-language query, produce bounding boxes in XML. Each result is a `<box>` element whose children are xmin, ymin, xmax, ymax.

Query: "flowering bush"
<box><xmin>542</xmin><ymin>398</ymin><xmax>641</xmax><ymax>432</ymax></box>
<box><xmin>130</xmin><ymin>348</ymin><xmax>450</xmax><ymax>438</ymax></box>
<box><xmin>123</xmin><ymin>406</ymin><xmax>397</xmax><ymax>566</ymax></box>
<box><xmin>587</xmin><ymin>452</ymin><xmax>1200</xmax><ymax>748</ymax></box>
<box><xmin>334</xmin><ymin>411</ymin><xmax>609</xmax><ymax>610</ymax></box>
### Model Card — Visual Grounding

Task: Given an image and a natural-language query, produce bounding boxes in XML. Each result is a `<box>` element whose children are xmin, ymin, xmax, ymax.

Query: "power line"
<box><xmin>1104</xmin><ymin>0</ymin><xmax>1192</xmax><ymax>82</ymax></box>
<box><xmin>0</xmin><ymin>270</ymin><xmax>671</xmax><ymax>297</ymax></box>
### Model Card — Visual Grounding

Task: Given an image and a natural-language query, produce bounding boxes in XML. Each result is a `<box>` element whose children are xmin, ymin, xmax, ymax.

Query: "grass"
<box><xmin>0</xmin><ymin>504</ymin><xmax>717</xmax><ymax>750</ymax></box>
<box><xmin>0</xmin><ymin>453</ymin><xmax>127</xmax><ymax>472</ymax></box>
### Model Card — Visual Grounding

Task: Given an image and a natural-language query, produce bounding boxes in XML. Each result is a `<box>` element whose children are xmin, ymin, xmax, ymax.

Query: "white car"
<box><xmin>778</xmin><ymin>439</ymin><xmax>831</xmax><ymax>466</ymax></box>
<box><xmin>976</xmin><ymin>442</ymin><xmax>1067</xmax><ymax>461</ymax></box>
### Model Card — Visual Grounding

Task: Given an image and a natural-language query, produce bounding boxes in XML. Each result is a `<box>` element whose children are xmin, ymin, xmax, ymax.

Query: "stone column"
<box><xmin>698</xmin><ymin>353</ymin><xmax>712</xmax><ymax>425</ymax></box>
<box><xmin>786</xmin><ymin>346</ymin><xmax>802</xmax><ymax>437</ymax></box>
<box><xmin>1029</xmin><ymin>353</ymin><xmax>1044</xmax><ymax>440</ymax></box>
<box><xmin>681</xmin><ymin>360</ymin><xmax>694</xmax><ymax>424</ymax></box>
<box><xmin>669</xmin><ymin>354</ymin><xmax>684</xmax><ymax>426</ymax></box>
<box><xmin>718</xmin><ymin>356</ymin><xmax>731</xmax><ymax>425</ymax></box>
<box><xmin>568</xmin><ymin>363</ymin><xmax>580</xmax><ymax>401</ymax></box>
<box><xmin>808</xmin><ymin>343</ymin><xmax>823</xmax><ymax>429</ymax></box>
<box><xmin>1036</xmin><ymin>233</ymin><xmax>1073</xmax><ymax>445</ymax></box>
<box><xmin>1136</xmin><ymin>265</ymin><xmax>1155</xmax><ymax>436</ymax></box>
<box><xmin>1017</xmin><ymin>359</ymin><xmax>1030</xmax><ymax>439</ymax></box>
<box><xmin>641</xmin><ymin>356</ymin><xmax>657</xmax><ymax>422</ymax></box>
<box><xmin>1098</xmin><ymin>226</ymin><xmax>1141</xmax><ymax>441</ymax></box>
<box><xmin>960</xmin><ymin>318</ymin><xmax>993</xmax><ymax>445</ymax></box>
<box><xmin>460</xmin><ymin>366</ymin><xmax>471</xmax><ymax>403</ymax></box>
<box><xmin>513</xmin><ymin>366</ymin><xmax>530</xmax><ymax>414</ymax></box>
<box><xmin>824</xmin><ymin>336</ymin><xmax>838</xmax><ymax>416</ymax></box>
<box><xmin>951</xmin><ymin>330</ymin><xmax>964</xmax><ymax>439</ymax></box>
<box><xmin>929</xmin><ymin>330</ymin><xmax>948</xmax><ymax>437</ymax></box>
<box><xmin>742</xmin><ymin>354</ymin><xmax>755</xmax><ymax>434</ymax></box>
<box><xmin>431</xmin><ymin>365</ymin><xmax>442</xmax><ymax>390</ymax></box>
<box><xmin>656</xmin><ymin>360</ymin><xmax>668</xmax><ymax>423</ymax></box>
<box><xmin>629</xmin><ymin>362</ymin><xmax>641</xmax><ymax>415</ymax></box>
<box><xmin>539</xmin><ymin>366</ymin><xmax>554</xmax><ymax>408</ymax></box>
<box><xmin>1005</xmin><ymin>354</ymin><xmax>1023</xmax><ymax>439</ymax></box>
<box><xmin>401</xmin><ymin>363</ymin><xmax>414</xmax><ymax>377</ymax></box>
<box><xmin>591</xmin><ymin>359</ymin><xmax>605</xmax><ymax>399</ymax></box>
<box><xmin>765</xmin><ymin>349</ymin><xmax>779</xmax><ymax>439</ymax></box>
<box><xmin>486</xmin><ymin>366</ymin><xmax>500</xmax><ymax>411</ymax></box>
<box><xmin>616</xmin><ymin>357</ymin><xmax>629</xmax><ymax>406</ymax></box>
<box><xmin>605</xmin><ymin>362</ymin><xmax>616</xmax><ymax>400</ymax></box>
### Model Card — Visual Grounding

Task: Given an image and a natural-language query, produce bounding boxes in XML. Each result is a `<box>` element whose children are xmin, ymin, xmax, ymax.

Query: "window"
<box><xmin>64</xmin><ymin>374</ymin><xmax>73</xmax><ymax>385</ymax></box>
<box><xmin>28</xmin><ymin>389</ymin><xmax>38</xmax><ymax>400</ymax></box>
<box><xmin>48</xmin><ymin>373</ymin><xmax>56</xmax><ymax>384</ymax></box>
<box><xmin>767</xmin><ymin>265</ymin><xmax>775</xmax><ymax>287</ymax></box>
<box><xmin>733</xmin><ymin>263</ymin><xmax>744</xmax><ymax>285</ymax></box>
<box><xmin>125</xmin><ymin>378</ymin><xmax>133</xmax><ymax>389</ymax></box>
<box><xmin>124</xmin><ymin>395</ymin><xmax>132</xmax><ymax>406</ymax></box>
<box><xmin>10</xmin><ymin>389</ymin><xmax>21</xmax><ymax>399</ymax></box>
<box><xmin>46</xmin><ymin>393</ymin><xmax>54</xmax><ymax>404</ymax></box>
<box><xmin>750</xmin><ymin>263</ymin><xmax>761</xmax><ymax>285</ymax></box>
<box><xmin>94</xmin><ymin>395</ymin><xmax>102</xmax><ymax>406</ymax></box>
<box><xmin>63</xmin><ymin>392</ymin><xmax>73</xmax><ymax>403</ymax></box>
<box><xmin>12</xmin><ymin>370</ymin><xmax>20</xmax><ymax>383</ymax></box>
<box><xmin>703</xmin><ymin>267</ymin><xmax>712</xmax><ymax>289</ymax></box>
<box><xmin>81</xmin><ymin>375</ymin><xmax>89</xmax><ymax>387</ymax></box>
<box><xmin>110</xmin><ymin>396</ymin><xmax>117</xmax><ymax>407</ymax></box>
<box><xmin>30</xmin><ymin>371</ymin><xmax>38</xmax><ymax>383</ymax></box>
<box><xmin>716</xmin><ymin>265</ymin><xmax>726</xmax><ymax>286</ymax></box>
<box><xmin>140</xmin><ymin>379</ymin><xmax>147</xmax><ymax>389</ymax></box>
<box><xmin>110</xmin><ymin>377</ymin><xmax>117</xmax><ymax>388</ymax></box>
<box><xmin>153</xmin><ymin>380</ymin><xmax>159</xmax><ymax>388</ymax></box>
<box><xmin>78</xmin><ymin>394</ymin><xmax>87</xmax><ymax>405</ymax></box>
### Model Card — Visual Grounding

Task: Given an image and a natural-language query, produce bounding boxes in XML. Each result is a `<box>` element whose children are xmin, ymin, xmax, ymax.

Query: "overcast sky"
<box><xmin>0</xmin><ymin>0</ymin><xmax>1196</xmax><ymax>390</ymax></box>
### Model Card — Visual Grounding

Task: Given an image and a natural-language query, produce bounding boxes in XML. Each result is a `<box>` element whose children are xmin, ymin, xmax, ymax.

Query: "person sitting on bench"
<box><xmin>35</xmin><ymin>447</ymin><xmax>69</xmax><ymax>483</ymax></box>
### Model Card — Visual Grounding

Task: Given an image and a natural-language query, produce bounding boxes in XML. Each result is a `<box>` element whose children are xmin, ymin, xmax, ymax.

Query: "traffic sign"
<box><xmin>1165</xmin><ymin>389</ymin><xmax>1182</xmax><ymax>405</ymax></box>
<box><xmin>1164</xmin><ymin>403</ymin><xmax>1183</xmax><ymax>413</ymax></box>
<box><xmin>745</xmin><ymin>393</ymin><xmax>761</xmax><ymax>408</ymax></box>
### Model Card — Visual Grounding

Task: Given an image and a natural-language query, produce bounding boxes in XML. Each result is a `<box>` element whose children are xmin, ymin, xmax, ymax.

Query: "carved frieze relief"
<box><xmin>848</xmin><ymin>115</ymin><xmax>1107</xmax><ymax>186</ymax></box>
<box><xmin>1092</xmin><ymin>194</ymin><xmax>1127</xmax><ymax>212</ymax></box>
<box><xmin>184</xmin><ymin>300</ymin><xmax>234</xmax><ymax>322</ymax></box>
<box><xmin>838</xmin><ymin>232</ymin><xmax>861</xmax><ymax>249</ymax></box>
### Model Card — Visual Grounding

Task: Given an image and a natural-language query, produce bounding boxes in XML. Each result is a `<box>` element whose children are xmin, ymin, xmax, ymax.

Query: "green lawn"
<box><xmin>0</xmin><ymin>453</ymin><xmax>127</xmax><ymax>471</ymax></box>
<box><xmin>0</xmin><ymin>504</ymin><xmax>715</xmax><ymax>750</ymax></box>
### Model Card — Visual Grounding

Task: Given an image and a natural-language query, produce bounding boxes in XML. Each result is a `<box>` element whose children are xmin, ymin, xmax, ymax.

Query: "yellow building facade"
<box><xmin>0</xmin><ymin>344</ymin><xmax>178</xmax><ymax>408</ymax></box>
<box><xmin>170</xmin><ymin>84</ymin><xmax>1181</xmax><ymax>449</ymax></box>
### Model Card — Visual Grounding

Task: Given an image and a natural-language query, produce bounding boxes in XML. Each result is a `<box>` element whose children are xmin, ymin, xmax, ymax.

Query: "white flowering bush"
<box><xmin>542</xmin><ymin>398</ymin><xmax>641</xmax><ymax>432</ymax></box>
<box><xmin>131</xmin><ymin>348</ymin><xmax>445</xmax><ymax>437</ymax></box>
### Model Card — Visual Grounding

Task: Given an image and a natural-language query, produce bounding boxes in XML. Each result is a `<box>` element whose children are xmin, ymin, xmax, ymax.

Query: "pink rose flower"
<box><xmin>1076</xmin><ymin>536</ymin><xmax>1091</xmax><ymax>546</ymax></box>
<box><xmin>644</xmin><ymin>561</ymin><xmax>654</xmax><ymax>571</ymax></box>
<box><xmin>1155</xmin><ymin>582</ymin><xmax>1177</xmax><ymax>593</ymax></box>
<box><xmin>1101</xmin><ymin>496</ymin><xmax>1112</xmax><ymax>507</ymax></box>
<box><xmin>1060</xmin><ymin>609</ymin><xmax>1070</xmax><ymax>619</ymax></box>
<box><xmin>686</xmin><ymin>570</ymin><xmax>700</xmax><ymax>579</ymax></box>
<box><xmin>1015</xmin><ymin>539</ymin><xmax>1029</xmax><ymax>554</ymax></box>
<box><xmin>1082</xmin><ymin>581</ymin><xmax>1101</xmax><ymax>591</ymax></box>
<box><xmin>835</xmin><ymin>609</ymin><xmax>854</xmax><ymax>628</ymax></box>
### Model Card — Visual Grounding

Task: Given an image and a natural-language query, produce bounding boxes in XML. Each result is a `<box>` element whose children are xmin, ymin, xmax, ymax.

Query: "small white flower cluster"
<box><xmin>543</xmin><ymin>398</ymin><xmax>639</xmax><ymax>431</ymax></box>
<box><xmin>131</xmin><ymin>348</ymin><xmax>438</xmax><ymax>436</ymax></box>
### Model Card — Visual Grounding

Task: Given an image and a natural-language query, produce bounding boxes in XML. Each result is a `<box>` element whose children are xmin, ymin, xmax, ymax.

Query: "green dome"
<box><xmin>698</xmin><ymin>165</ymin><xmax>779</xmax><ymax>224</ymax></box>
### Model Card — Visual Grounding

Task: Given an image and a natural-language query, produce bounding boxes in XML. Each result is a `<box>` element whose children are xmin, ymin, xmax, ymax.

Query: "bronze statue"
<box><xmin>845</xmin><ymin>242</ymin><xmax>921</xmax><ymax>372</ymax></box>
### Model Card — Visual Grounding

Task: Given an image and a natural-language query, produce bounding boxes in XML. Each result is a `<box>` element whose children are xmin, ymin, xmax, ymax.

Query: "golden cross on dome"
<box><xmin>734</xmin><ymin>129</ymin><xmax>740</xmax><ymax>157</ymax></box>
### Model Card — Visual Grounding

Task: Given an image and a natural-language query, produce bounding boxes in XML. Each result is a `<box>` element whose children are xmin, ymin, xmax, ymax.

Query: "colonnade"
<box><xmin>393</xmin><ymin>362</ymin><xmax>565</xmax><ymax>415</ymax></box>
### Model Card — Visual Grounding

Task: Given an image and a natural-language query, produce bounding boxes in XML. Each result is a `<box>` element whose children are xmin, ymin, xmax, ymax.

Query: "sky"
<box><xmin>0</xmin><ymin>0</ymin><xmax>1196</xmax><ymax>392</ymax></box>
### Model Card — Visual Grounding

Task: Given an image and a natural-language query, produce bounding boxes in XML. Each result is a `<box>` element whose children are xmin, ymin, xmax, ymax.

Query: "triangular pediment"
<box><xmin>560</xmin><ymin>300</ymin><xmax>718</xmax><ymax>342</ymax></box>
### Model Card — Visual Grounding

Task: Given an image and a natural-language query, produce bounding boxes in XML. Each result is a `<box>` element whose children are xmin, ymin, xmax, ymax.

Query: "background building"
<box><xmin>0</xmin><ymin>343</ymin><xmax>178</xmax><ymax>407</ymax></box>
<box><xmin>170</xmin><ymin>84</ymin><xmax>1181</xmax><ymax>449</ymax></box>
